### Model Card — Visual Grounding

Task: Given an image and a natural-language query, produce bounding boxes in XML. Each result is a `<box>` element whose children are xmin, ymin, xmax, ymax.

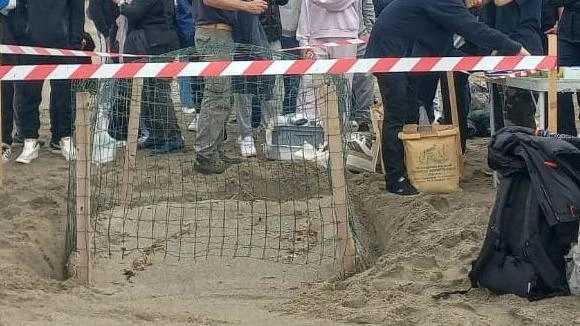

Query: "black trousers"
<box><xmin>13</xmin><ymin>55</ymin><xmax>73</xmax><ymax>142</ymax></box>
<box><xmin>377</xmin><ymin>73</ymin><xmax>419</xmax><ymax>184</ymax></box>
<box><xmin>1</xmin><ymin>80</ymin><xmax>15</xmax><ymax>145</ymax></box>
<box><xmin>557</xmin><ymin>39</ymin><xmax>580</xmax><ymax>136</ymax></box>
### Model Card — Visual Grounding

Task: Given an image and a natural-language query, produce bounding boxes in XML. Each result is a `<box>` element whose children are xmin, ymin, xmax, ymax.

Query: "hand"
<box><xmin>301</xmin><ymin>48</ymin><xmax>315</xmax><ymax>59</ymax></box>
<box><xmin>519</xmin><ymin>47</ymin><xmax>531</xmax><ymax>56</ymax></box>
<box><xmin>544</xmin><ymin>25</ymin><xmax>558</xmax><ymax>35</ymax></box>
<box><xmin>243</xmin><ymin>0</ymin><xmax>268</xmax><ymax>15</ymax></box>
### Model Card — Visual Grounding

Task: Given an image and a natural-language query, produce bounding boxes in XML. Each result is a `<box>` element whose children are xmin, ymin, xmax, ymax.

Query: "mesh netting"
<box><xmin>67</xmin><ymin>44</ymin><xmax>369</xmax><ymax>272</ymax></box>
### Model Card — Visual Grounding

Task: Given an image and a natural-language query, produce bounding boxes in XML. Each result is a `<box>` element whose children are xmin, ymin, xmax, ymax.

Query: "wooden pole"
<box><xmin>315</xmin><ymin>76</ymin><xmax>356</xmax><ymax>275</ymax></box>
<box><xmin>75</xmin><ymin>92</ymin><xmax>92</xmax><ymax>285</ymax></box>
<box><xmin>119</xmin><ymin>78</ymin><xmax>143</xmax><ymax>207</ymax></box>
<box><xmin>548</xmin><ymin>34</ymin><xmax>558</xmax><ymax>133</ymax></box>
<box><xmin>446</xmin><ymin>72</ymin><xmax>464</xmax><ymax>178</ymax></box>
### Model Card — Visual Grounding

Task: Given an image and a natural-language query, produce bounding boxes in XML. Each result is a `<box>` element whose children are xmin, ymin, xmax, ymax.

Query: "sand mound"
<box><xmin>275</xmin><ymin>139</ymin><xmax>580</xmax><ymax>326</ymax></box>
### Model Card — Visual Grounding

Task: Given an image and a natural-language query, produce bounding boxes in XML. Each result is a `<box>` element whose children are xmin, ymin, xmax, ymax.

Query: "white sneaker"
<box><xmin>187</xmin><ymin>113</ymin><xmax>200</xmax><ymax>132</ymax></box>
<box><xmin>1</xmin><ymin>143</ymin><xmax>11</xmax><ymax>162</ymax></box>
<box><xmin>238</xmin><ymin>136</ymin><xmax>257</xmax><ymax>158</ymax></box>
<box><xmin>15</xmin><ymin>139</ymin><xmax>39</xmax><ymax>164</ymax></box>
<box><xmin>60</xmin><ymin>137</ymin><xmax>76</xmax><ymax>161</ymax></box>
<box><xmin>182</xmin><ymin>107</ymin><xmax>196</xmax><ymax>114</ymax></box>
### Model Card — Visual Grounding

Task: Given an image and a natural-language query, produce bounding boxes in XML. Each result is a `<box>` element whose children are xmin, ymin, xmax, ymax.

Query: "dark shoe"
<box><xmin>49</xmin><ymin>142</ymin><xmax>61</xmax><ymax>154</ymax></box>
<box><xmin>152</xmin><ymin>140</ymin><xmax>184</xmax><ymax>155</ymax></box>
<box><xmin>387</xmin><ymin>177</ymin><xmax>420</xmax><ymax>196</ymax></box>
<box><xmin>194</xmin><ymin>158</ymin><xmax>227</xmax><ymax>175</ymax></box>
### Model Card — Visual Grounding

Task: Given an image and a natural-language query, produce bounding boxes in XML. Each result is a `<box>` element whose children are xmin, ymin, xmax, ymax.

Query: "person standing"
<box><xmin>351</xmin><ymin>0</ymin><xmax>376</xmax><ymax>132</ymax></box>
<box><xmin>366</xmin><ymin>0</ymin><xmax>529</xmax><ymax>196</ymax></box>
<box><xmin>279</xmin><ymin>0</ymin><xmax>302</xmax><ymax>115</ymax></box>
<box><xmin>549</xmin><ymin>0</ymin><xmax>580</xmax><ymax>136</ymax></box>
<box><xmin>11</xmin><ymin>0</ymin><xmax>85</xmax><ymax>164</ymax></box>
<box><xmin>0</xmin><ymin>0</ymin><xmax>16</xmax><ymax>162</ymax></box>
<box><xmin>192</xmin><ymin>0</ymin><xmax>268</xmax><ymax>174</ymax></box>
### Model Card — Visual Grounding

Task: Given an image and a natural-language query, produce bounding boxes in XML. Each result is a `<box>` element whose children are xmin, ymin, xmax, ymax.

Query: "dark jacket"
<box><xmin>259</xmin><ymin>0</ymin><xmax>289</xmax><ymax>43</ymax></box>
<box><xmin>366</xmin><ymin>0</ymin><xmax>521</xmax><ymax>59</ymax></box>
<box><xmin>550</xmin><ymin>0</ymin><xmax>580</xmax><ymax>43</ymax></box>
<box><xmin>470</xmin><ymin>127</ymin><xmax>580</xmax><ymax>301</ymax></box>
<box><xmin>9</xmin><ymin>0</ymin><xmax>85</xmax><ymax>49</ymax></box>
<box><xmin>88</xmin><ymin>0</ymin><xmax>120</xmax><ymax>38</ymax></box>
<box><xmin>175</xmin><ymin>0</ymin><xmax>196</xmax><ymax>47</ymax></box>
<box><xmin>194</xmin><ymin>0</ymin><xmax>237</xmax><ymax>26</ymax></box>
<box><xmin>120</xmin><ymin>0</ymin><xmax>180</xmax><ymax>55</ymax></box>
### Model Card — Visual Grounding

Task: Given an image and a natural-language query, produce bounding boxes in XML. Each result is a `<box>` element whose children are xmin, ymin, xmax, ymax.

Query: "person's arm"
<box><xmin>68</xmin><ymin>0</ymin><xmax>85</xmax><ymax>50</ymax></box>
<box><xmin>549</xmin><ymin>0</ymin><xmax>579</xmax><ymax>6</ymax></box>
<box><xmin>88</xmin><ymin>0</ymin><xmax>111</xmax><ymax>37</ymax></box>
<box><xmin>203</xmin><ymin>0</ymin><xmax>268</xmax><ymax>14</ymax></box>
<box><xmin>495</xmin><ymin>0</ymin><xmax>515</xmax><ymax>6</ymax></box>
<box><xmin>311</xmin><ymin>0</ymin><xmax>356</xmax><ymax>12</ymax></box>
<box><xmin>427</xmin><ymin>0</ymin><xmax>525</xmax><ymax>55</ymax></box>
<box><xmin>362</xmin><ymin>0</ymin><xmax>376</xmax><ymax>34</ymax></box>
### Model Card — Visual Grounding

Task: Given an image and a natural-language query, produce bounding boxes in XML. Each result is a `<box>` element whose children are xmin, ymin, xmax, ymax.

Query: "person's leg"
<box><xmin>351</xmin><ymin>42</ymin><xmax>374</xmax><ymax>130</ymax></box>
<box><xmin>416</xmin><ymin>74</ymin><xmax>440</xmax><ymax>124</ymax></box>
<box><xmin>280</xmin><ymin>36</ymin><xmax>300</xmax><ymax>115</ymax></box>
<box><xmin>13</xmin><ymin>80</ymin><xmax>43</xmax><ymax>140</ymax></box>
<box><xmin>50</xmin><ymin>79</ymin><xmax>74</xmax><ymax>143</ymax></box>
<box><xmin>504</xmin><ymin>88</ymin><xmax>536</xmax><ymax>129</ymax></box>
<box><xmin>377</xmin><ymin>73</ymin><xmax>415</xmax><ymax>191</ymax></box>
<box><xmin>194</xmin><ymin>28</ymin><xmax>234</xmax><ymax>169</ymax></box>
<box><xmin>557</xmin><ymin>39</ymin><xmax>579</xmax><ymax>136</ymax></box>
<box><xmin>1</xmin><ymin>81</ymin><xmax>14</xmax><ymax>145</ymax></box>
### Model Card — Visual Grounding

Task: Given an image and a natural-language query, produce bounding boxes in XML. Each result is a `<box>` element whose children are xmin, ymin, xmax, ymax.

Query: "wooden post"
<box><xmin>75</xmin><ymin>92</ymin><xmax>92</xmax><ymax>285</ymax></box>
<box><xmin>548</xmin><ymin>34</ymin><xmax>558</xmax><ymax>133</ymax></box>
<box><xmin>446</xmin><ymin>72</ymin><xmax>464</xmax><ymax>178</ymax></box>
<box><xmin>119</xmin><ymin>78</ymin><xmax>143</xmax><ymax>207</ymax></box>
<box><xmin>315</xmin><ymin>76</ymin><xmax>356</xmax><ymax>275</ymax></box>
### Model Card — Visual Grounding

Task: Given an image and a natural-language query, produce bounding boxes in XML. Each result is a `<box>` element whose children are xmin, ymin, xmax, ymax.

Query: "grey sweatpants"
<box><xmin>351</xmin><ymin>41</ymin><xmax>374</xmax><ymax>125</ymax></box>
<box><xmin>193</xmin><ymin>28</ymin><xmax>235</xmax><ymax>160</ymax></box>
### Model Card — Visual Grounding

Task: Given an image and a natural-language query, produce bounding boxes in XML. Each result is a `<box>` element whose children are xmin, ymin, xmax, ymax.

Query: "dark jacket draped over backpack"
<box><xmin>470</xmin><ymin>127</ymin><xmax>580</xmax><ymax>301</ymax></box>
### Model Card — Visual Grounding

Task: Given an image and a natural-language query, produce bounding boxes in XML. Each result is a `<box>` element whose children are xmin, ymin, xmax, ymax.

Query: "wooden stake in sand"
<box><xmin>119</xmin><ymin>78</ymin><xmax>143</xmax><ymax>208</ymax></box>
<box><xmin>446</xmin><ymin>72</ymin><xmax>465</xmax><ymax>178</ymax></box>
<box><xmin>315</xmin><ymin>76</ymin><xmax>356</xmax><ymax>274</ymax></box>
<box><xmin>75</xmin><ymin>92</ymin><xmax>92</xmax><ymax>285</ymax></box>
<box><xmin>548</xmin><ymin>34</ymin><xmax>558</xmax><ymax>133</ymax></box>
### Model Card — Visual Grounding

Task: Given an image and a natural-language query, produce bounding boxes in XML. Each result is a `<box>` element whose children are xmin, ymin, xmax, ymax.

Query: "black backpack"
<box><xmin>469</xmin><ymin>128</ymin><xmax>580</xmax><ymax>301</ymax></box>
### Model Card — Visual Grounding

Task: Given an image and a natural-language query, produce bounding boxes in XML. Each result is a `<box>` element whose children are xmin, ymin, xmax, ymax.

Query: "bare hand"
<box><xmin>519</xmin><ymin>47</ymin><xmax>531</xmax><ymax>56</ymax></box>
<box><xmin>544</xmin><ymin>25</ymin><xmax>558</xmax><ymax>35</ymax></box>
<box><xmin>243</xmin><ymin>0</ymin><xmax>268</xmax><ymax>15</ymax></box>
<box><xmin>301</xmin><ymin>48</ymin><xmax>315</xmax><ymax>59</ymax></box>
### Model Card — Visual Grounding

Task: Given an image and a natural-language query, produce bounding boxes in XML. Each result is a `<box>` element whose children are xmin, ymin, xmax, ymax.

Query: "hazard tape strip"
<box><xmin>0</xmin><ymin>37</ymin><xmax>370</xmax><ymax>58</ymax></box>
<box><xmin>0</xmin><ymin>56</ymin><xmax>554</xmax><ymax>81</ymax></box>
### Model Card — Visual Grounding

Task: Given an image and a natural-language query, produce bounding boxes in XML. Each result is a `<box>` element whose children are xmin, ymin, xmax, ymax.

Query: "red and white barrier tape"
<box><xmin>0</xmin><ymin>56</ymin><xmax>554</xmax><ymax>81</ymax></box>
<box><xmin>0</xmin><ymin>44</ymin><xmax>150</xmax><ymax>58</ymax></box>
<box><xmin>0</xmin><ymin>38</ymin><xmax>370</xmax><ymax>58</ymax></box>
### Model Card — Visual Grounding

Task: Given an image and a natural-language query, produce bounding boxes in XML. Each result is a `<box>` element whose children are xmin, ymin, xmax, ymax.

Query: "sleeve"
<box><xmin>69</xmin><ymin>0</ymin><xmax>86</xmax><ymax>50</ymax></box>
<box><xmin>311</xmin><ymin>0</ymin><xmax>356</xmax><ymax>12</ymax></box>
<box><xmin>427</xmin><ymin>0</ymin><xmax>522</xmax><ymax>55</ymax></box>
<box><xmin>548</xmin><ymin>0</ymin><xmax>577</xmax><ymax>6</ymax></box>
<box><xmin>362</xmin><ymin>0</ymin><xmax>375</xmax><ymax>35</ymax></box>
<box><xmin>88</xmin><ymin>0</ymin><xmax>111</xmax><ymax>37</ymax></box>
<box><xmin>119</xmin><ymin>0</ymin><xmax>157</xmax><ymax>22</ymax></box>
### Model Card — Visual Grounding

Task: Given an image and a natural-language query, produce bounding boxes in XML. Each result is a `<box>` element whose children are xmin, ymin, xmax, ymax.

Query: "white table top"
<box><xmin>487</xmin><ymin>77</ymin><xmax>580</xmax><ymax>92</ymax></box>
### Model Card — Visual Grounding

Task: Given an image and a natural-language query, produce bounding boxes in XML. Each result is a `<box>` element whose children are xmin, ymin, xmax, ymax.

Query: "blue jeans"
<box><xmin>280</xmin><ymin>36</ymin><xmax>300</xmax><ymax>115</ymax></box>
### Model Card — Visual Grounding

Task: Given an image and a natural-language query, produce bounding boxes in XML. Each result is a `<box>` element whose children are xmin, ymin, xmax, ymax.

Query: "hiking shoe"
<box><xmin>60</xmin><ymin>137</ymin><xmax>76</xmax><ymax>161</ymax></box>
<box><xmin>238</xmin><ymin>136</ymin><xmax>257</xmax><ymax>158</ymax></box>
<box><xmin>15</xmin><ymin>139</ymin><xmax>40</xmax><ymax>164</ymax></box>
<box><xmin>1</xmin><ymin>143</ymin><xmax>11</xmax><ymax>162</ymax></box>
<box><xmin>187</xmin><ymin>113</ymin><xmax>200</xmax><ymax>132</ymax></box>
<box><xmin>152</xmin><ymin>140</ymin><xmax>185</xmax><ymax>155</ymax></box>
<box><xmin>49</xmin><ymin>142</ymin><xmax>61</xmax><ymax>154</ymax></box>
<box><xmin>194</xmin><ymin>158</ymin><xmax>227</xmax><ymax>175</ymax></box>
<box><xmin>387</xmin><ymin>177</ymin><xmax>420</xmax><ymax>196</ymax></box>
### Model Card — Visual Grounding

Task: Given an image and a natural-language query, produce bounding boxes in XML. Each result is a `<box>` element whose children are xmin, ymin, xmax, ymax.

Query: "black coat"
<box><xmin>120</xmin><ymin>0</ymin><xmax>180</xmax><ymax>55</ymax></box>
<box><xmin>88</xmin><ymin>0</ymin><xmax>120</xmax><ymax>38</ymax></box>
<box><xmin>550</xmin><ymin>0</ymin><xmax>580</xmax><ymax>43</ymax></box>
<box><xmin>9</xmin><ymin>0</ymin><xmax>85</xmax><ymax>49</ymax></box>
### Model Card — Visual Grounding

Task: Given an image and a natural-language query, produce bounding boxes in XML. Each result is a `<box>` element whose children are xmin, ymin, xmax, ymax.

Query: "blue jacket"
<box><xmin>0</xmin><ymin>0</ymin><xmax>10</xmax><ymax>10</ymax></box>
